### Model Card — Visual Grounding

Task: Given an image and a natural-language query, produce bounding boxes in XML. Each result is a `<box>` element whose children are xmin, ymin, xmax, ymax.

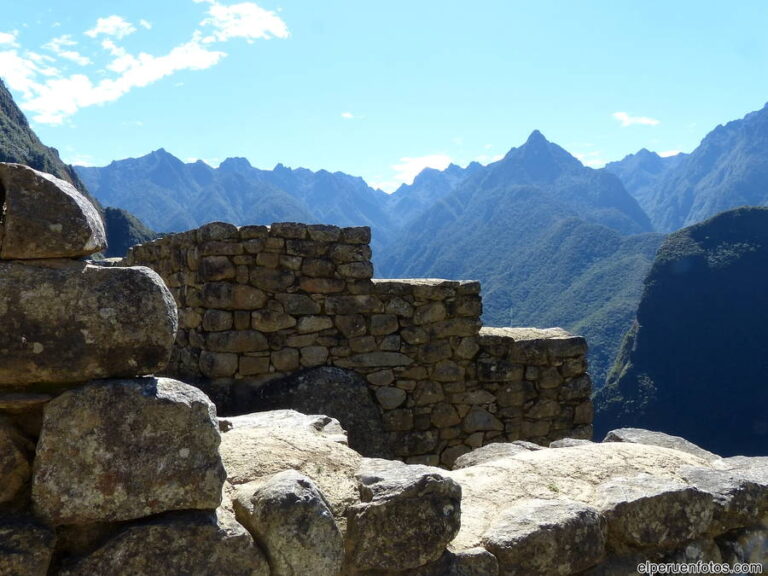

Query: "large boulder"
<box><xmin>58</xmin><ymin>509</ymin><xmax>269</xmax><ymax>576</ymax></box>
<box><xmin>345</xmin><ymin>458</ymin><xmax>462</xmax><ymax>572</ymax></box>
<box><xmin>32</xmin><ymin>378</ymin><xmax>226</xmax><ymax>524</ymax></box>
<box><xmin>0</xmin><ymin>260</ymin><xmax>177</xmax><ymax>388</ymax></box>
<box><xmin>233</xmin><ymin>470</ymin><xmax>343</xmax><ymax>576</ymax></box>
<box><xmin>452</xmin><ymin>442</ymin><xmax>533</xmax><ymax>470</ymax></box>
<box><xmin>594</xmin><ymin>474</ymin><xmax>714</xmax><ymax>552</ymax></box>
<box><xmin>481</xmin><ymin>498</ymin><xmax>606</xmax><ymax>576</ymax></box>
<box><xmin>218</xmin><ymin>409</ymin><xmax>363</xmax><ymax>529</ymax></box>
<box><xmin>0</xmin><ymin>163</ymin><xmax>106</xmax><ymax>259</ymax></box>
<box><xmin>0</xmin><ymin>515</ymin><xmax>56</xmax><ymax>576</ymax></box>
<box><xmin>603</xmin><ymin>428</ymin><xmax>721</xmax><ymax>462</ymax></box>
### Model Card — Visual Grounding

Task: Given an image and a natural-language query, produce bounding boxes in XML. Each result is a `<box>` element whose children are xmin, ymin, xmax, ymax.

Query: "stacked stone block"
<box><xmin>0</xmin><ymin>164</ymin><xmax>267</xmax><ymax>574</ymax></box>
<box><xmin>125</xmin><ymin>221</ymin><xmax>592</xmax><ymax>466</ymax></box>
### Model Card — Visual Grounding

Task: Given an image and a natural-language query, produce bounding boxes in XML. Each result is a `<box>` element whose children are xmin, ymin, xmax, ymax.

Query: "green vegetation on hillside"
<box><xmin>595</xmin><ymin>207</ymin><xmax>768</xmax><ymax>455</ymax></box>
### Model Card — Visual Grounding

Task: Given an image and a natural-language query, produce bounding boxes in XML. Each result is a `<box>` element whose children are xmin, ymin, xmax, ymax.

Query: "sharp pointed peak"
<box><xmin>525</xmin><ymin>130</ymin><xmax>549</xmax><ymax>145</ymax></box>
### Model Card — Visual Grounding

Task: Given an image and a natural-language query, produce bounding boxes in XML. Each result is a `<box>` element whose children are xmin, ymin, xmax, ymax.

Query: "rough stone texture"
<box><xmin>233</xmin><ymin>470</ymin><xmax>343</xmax><ymax>576</ymax></box>
<box><xmin>232</xmin><ymin>366</ymin><xmax>392</xmax><ymax>458</ymax></box>
<box><xmin>125</xmin><ymin>224</ymin><xmax>593</xmax><ymax>463</ymax></box>
<box><xmin>594</xmin><ymin>474</ymin><xmax>714</xmax><ymax>552</ymax></box>
<box><xmin>603</xmin><ymin>428</ymin><xmax>721</xmax><ymax>462</ymax></box>
<box><xmin>481</xmin><ymin>498</ymin><xmax>606</xmax><ymax>576</ymax></box>
<box><xmin>58</xmin><ymin>509</ymin><xmax>269</xmax><ymax>576</ymax></box>
<box><xmin>218</xmin><ymin>409</ymin><xmax>363</xmax><ymax>527</ymax></box>
<box><xmin>718</xmin><ymin>525</ymin><xmax>768</xmax><ymax>567</ymax></box>
<box><xmin>452</xmin><ymin>442</ymin><xmax>532</xmax><ymax>470</ymax></box>
<box><xmin>32</xmin><ymin>378</ymin><xmax>225</xmax><ymax>524</ymax></box>
<box><xmin>220</xmin><ymin>409</ymin><xmax>349</xmax><ymax>445</ymax></box>
<box><xmin>0</xmin><ymin>261</ymin><xmax>177</xmax><ymax>388</ymax></box>
<box><xmin>680</xmin><ymin>465</ymin><xmax>768</xmax><ymax>534</ymax></box>
<box><xmin>345</xmin><ymin>458</ymin><xmax>462</xmax><ymax>572</ymax></box>
<box><xmin>0</xmin><ymin>514</ymin><xmax>56</xmax><ymax>576</ymax></box>
<box><xmin>0</xmin><ymin>417</ymin><xmax>33</xmax><ymax>504</ymax></box>
<box><xmin>448</xmin><ymin>442</ymin><xmax>709</xmax><ymax>553</ymax></box>
<box><xmin>0</xmin><ymin>163</ymin><xmax>106</xmax><ymax>259</ymax></box>
<box><xmin>381</xmin><ymin>547</ymin><xmax>499</xmax><ymax>576</ymax></box>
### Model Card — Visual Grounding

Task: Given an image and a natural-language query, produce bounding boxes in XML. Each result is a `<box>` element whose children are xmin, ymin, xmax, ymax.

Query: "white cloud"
<box><xmin>391</xmin><ymin>154</ymin><xmax>453</xmax><ymax>188</ymax></box>
<box><xmin>612</xmin><ymin>111</ymin><xmax>660</xmax><ymax>127</ymax></box>
<box><xmin>17</xmin><ymin>39</ymin><xmax>225</xmax><ymax>124</ymax></box>
<box><xmin>85</xmin><ymin>16</ymin><xmax>137</xmax><ymax>39</ymax></box>
<box><xmin>0</xmin><ymin>31</ymin><xmax>18</xmax><ymax>47</ymax></box>
<box><xmin>474</xmin><ymin>153</ymin><xmax>504</xmax><ymax>165</ymax></box>
<box><xmin>0</xmin><ymin>2</ymin><xmax>288</xmax><ymax>125</ymax></box>
<box><xmin>659</xmin><ymin>150</ymin><xmax>682</xmax><ymax>158</ymax></box>
<box><xmin>574</xmin><ymin>151</ymin><xmax>606</xmax><ymax>168</ymax></box>
<box><xmin>43</xmin><ymin>35</ymin><xmax>92</xmax><ymax>66</ymax></box>
<box><xmin>340</xmin><ymin>111</ymin><xmax>354</xmax><ymax>119</ymax></box>
<box><xmin>199</xmin><ymin>1</ymin><xmax>289</xmax><ymax>43</ymax></box>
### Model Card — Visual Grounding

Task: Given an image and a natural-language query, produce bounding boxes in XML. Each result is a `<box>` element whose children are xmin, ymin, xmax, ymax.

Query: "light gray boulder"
<box><xmin>0</xmin><ymin>163</ymin><xmax>106</xmax><ymax>259</ymax></box>
<box><xmin>345</xmin><ymin>458</ymin><xmax>462</xmax><ymax>572</ymax></box>
<box><xmin>603</xmin><ymin>428</ymin><xmax>721</xmax><ymax>462</ymax></box>
<box><xmin>481</xmin><ymin>498</ymin><xmax>606</xmax><ymax>576</ymax></box>
<box><xmin>594</xmin><ymin>474</ymin><xmax>714</xmax><ymax>552</ymax></box>
<box><xmin>452</xmin><ymin>442</ymin><xmax>532</xmax><ymax>470</ymax></box>
<box><xmin>0</xmin><ymin>260</ymin><xmax>177</xmax><ymax>388</ymax></box>
<box><xmin>233</xmin><ymin>469</ymin><xmax>343</xmax><ymax>576</ymax></box>
<box><xmin>58</xmin><ymin>509</ymin><xmax>269</xmax><ymax>576</ymax></box>
<box><xmin>32</xmin><ymin>378</ymin><xmax>226</xmax><ymax>524</ymax></box>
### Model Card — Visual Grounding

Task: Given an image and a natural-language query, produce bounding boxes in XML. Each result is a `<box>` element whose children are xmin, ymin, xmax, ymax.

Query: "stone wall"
<box><xmin>125</xmin><ymin>221</ymin><xmax>592</xmax><ymax>466</ymax></box>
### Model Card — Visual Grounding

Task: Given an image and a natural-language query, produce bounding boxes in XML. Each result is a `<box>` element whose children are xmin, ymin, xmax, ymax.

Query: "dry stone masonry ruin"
<box><xmin>0</xmin><ymin>163</ymin><xmax>766</xmax><ymax>575</ymax></box>
<box><xmin>124</xmin><ymin>222</ymin><xmax>592</xmax><ymax>466</ymax></box>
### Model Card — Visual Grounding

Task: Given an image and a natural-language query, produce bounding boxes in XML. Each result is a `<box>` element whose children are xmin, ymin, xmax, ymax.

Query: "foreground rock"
<box><xmin>594</xmin><ymin>474</ymin><xmax>713</xmax><ymax>552</ymax></box>
<box><xmin>0</xmin><ymin>260</ymin><xmax>177</xmax><ymax>388</ymax></box>
<box><xmin>0</xmin><ymin>162</ymin><xmax>106</xmax><ymax>259</ymax></box>
<box><xmin>345</xmin><ymin>458</ymin><xmax>462</xmax><ymax>572</ymax></box>
<box><xmin>219</xmin><ymin>409</ymin><xmax>363</xmax><ymax>527</ymax></box>
<box><xmin>603</xmin><ymin>428</ymin><xmax>721</xmax><ymax>462</ymax></box>
<box><xmin>32</xmin><ymin>378</ymin><xmax>225</xmax><ymax>524</ymax></box>
<box><xmin>58</xmin><ymin>509</ymin><xmax>269</xmax><ymax>576</ymax></box>
<box><xmin>0</xmin><ymin>515</ymin><xmax>56</xmax><ymax>576</ymax></box>
<box><xmin>481</xmin><ymin>498</ymin><xmax>606</xmax><ymax>575</ymax></box>
<box><xmin>452</xmin><ymin>442</ymin><xmax>533</xmax><ymax>470</ymax></box>
<box><xmin>234</xmin><ymin>470</ymin><xmax>343</xmax><ymax>576</ymax></box>
<box><xmin>0</xmin><ymin>417</ymin><xmax>34</xmax><ymax>504</ymax></box>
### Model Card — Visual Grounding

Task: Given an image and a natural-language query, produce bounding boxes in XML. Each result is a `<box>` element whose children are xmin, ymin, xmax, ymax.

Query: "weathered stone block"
<box><xmin>299</xmin><ymin>277</ymin><xmax>346</xmax><ymax>294</ymax></box>
<box><xmin>250</xmin><ymin>268</ymin><xmax>295</xmax><ymax>292</ymax></box>
<box><xmin>239</xmin><ymin>356</ymin><xmax>270</xmax><ymax>376</ymax></box>
<box><xmin>340</xmin><ymin>226</ymin><xmax>371</xmax><ymax>244</ymax></box>
<box><xmin>200</xmin><ymin>351</ymin><xmax>238</xmax><ymax>377</ymax></box>
<box><xmin>206</xmin><ymin>330</ymin><xmax>269</xmax><ymax>353</ymax></box>
<box><xmin>325</xmin><ymin>295</ymin><xmax>381</xmax><ymax>314</ymax></box>
<box><xmin>345</xmin><ymin>458</ymin><xmax>461</xmax><ymax>571</ymax></box>
<box><xmin>463</xmin><ymin>407</ymin><xmax>503</xmax><ymax>432</ymax></box>
<box><xmin>376</xmin><ymin>387</ymin><xmax>407</xmax><ymax>410</ymax></box>
<box><xmin>201</xmin><ymin>282</ymin><xmax>267</xmax><ymax>310</ymax></box>
<box><xmin>481</xmin><ymin>498</ymin><xmax>606</xmax><ymax>576</ymax></box>
<box><xmin>276</xmin><ymin>293</ymin><xmax>321</xmax><ymax>315</ymax></box>
<box><xmin>271</xmin><ymin>348</ymin><xmax>300</xmax><ymax>372</ymax></box>
<box><xmin>297</xmin><ymin>315</ymin><xmax>334</xmax><ymax>334</ymax></box>
<box><xmin>0</xmin><ymin>418</ymin><xmax>33</xmax><ymax>504</ymax></box>
<box><xmin>270</xmin><ymin>222</ymin><xmax>308</xmax><ymax>239</ymax></box>
<box><xmin>202</xmin><ymin>309</ymin><xmax>233</xmax><ymax>332</ymax></box>
<box><xmin>370</xmin><ymin>313</ymin><xmax>399</xmax><ymax>335</ymax></box>
<box><xmin>0</xmin><ymin>163</ymin><xmax>106</xmax><ymax>259</ymax></box>
<box><xmin>335</xmin><ymin>352</ymin><xmax>414</xmax><ymax>369</ymax></box>
<box><xmin>0</xmin><ymin>515</ymin><xmax>56</xmax><ymax>576</ymax></box>
<box><xmin>0</xmin><ymin>261</ymin><xmax>177</xmax><ymax>387</ymax></box>
<box><xmin>234</xmin><ymin>470</ymin><xmax>343</xmax><ymax>576</ymax></box>
<box><xmin>59</xmin><ymin>509</ymin><xmax>268</xmax><ymax>576</ymax></box>
<box><xmin>252</xmin><ymin>310</ymin><xmax>297</xmax><ymax>332</ymax></box>
<box><xmin>300</xmin><ymin>346</ymin><xmax>329</xmax><ymax>367</ymax></box>
<box><xmin>301</xmin><ymin>257</ymin><xmax>335</xmax><ymax>277</ymax></box>
<box><xmin>32</xmin><ymin>378</ymin><xmax>226</xmax><ymax>524</ymax></box>
<box><xmin>307</xmin><ymin>224</ymin><xmax>342</xmax><ymax>242</ymax></box>
<box><xmin>413</xmin><ymin>302</ymin><xmax>447</xmax><ymax>325</ymax></box>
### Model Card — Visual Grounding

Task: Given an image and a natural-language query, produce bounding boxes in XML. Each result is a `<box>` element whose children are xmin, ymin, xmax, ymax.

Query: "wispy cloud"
<box><xmin>612</xmin><ymin>111</ymin><xmax>660</xmax><ymax>127</ymax></box>
<box><xmin>43</xmin><ymin>35</ymin><xmax>91</xmax><ymax>66</ymax></box>
<box><xmin>85</xmin><ymin>16</ymin><xmax>137</xmax><ymax>40</ymax></box>
<box><xmin>340</xmin><ymin>111</ymin><xmax>354</xmax><ymax>119</ymax></box>
<box><xmin>659</xmin><ymin>150</ymin><xmax>681</xmax><ymax>158</ymax></box>
<box><xmin>0</xmin><ymin>31</ymin><xmax>18</xmax><ymax>47</ymax></box>
<box><xmin>197</xmin><ymin>0</ymin><xmax>289</xmax><ymax>43</ymax></box>
<box><xmin>370</xmin><ymin>154</ymin><xmax>453</xmax><ymax>192</ymax></box>
<box><xmin>0</xmin><ymin>2</ymin><xmax>289</xmax><ymax>125</ymax></box>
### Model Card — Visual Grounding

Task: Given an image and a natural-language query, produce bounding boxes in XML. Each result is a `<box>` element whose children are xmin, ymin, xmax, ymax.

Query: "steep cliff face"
<box><xmin>596</xmin><ymin>207</ymin><xmax>768</xmax><ymax>455</ymax></box>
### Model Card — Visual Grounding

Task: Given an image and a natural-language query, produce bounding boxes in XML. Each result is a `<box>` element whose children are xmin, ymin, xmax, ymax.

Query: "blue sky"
<box><xmin>1</xmin><ymin>1</ymin><xmax>768</xmax><ymax>191</ymax></box>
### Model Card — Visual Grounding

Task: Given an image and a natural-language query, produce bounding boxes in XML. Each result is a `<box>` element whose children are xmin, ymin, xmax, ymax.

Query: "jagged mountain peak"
<box><xmin>219</xmin><ymin>157</ymin><xmax>253</xmax><ymax>172</ymax></box>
